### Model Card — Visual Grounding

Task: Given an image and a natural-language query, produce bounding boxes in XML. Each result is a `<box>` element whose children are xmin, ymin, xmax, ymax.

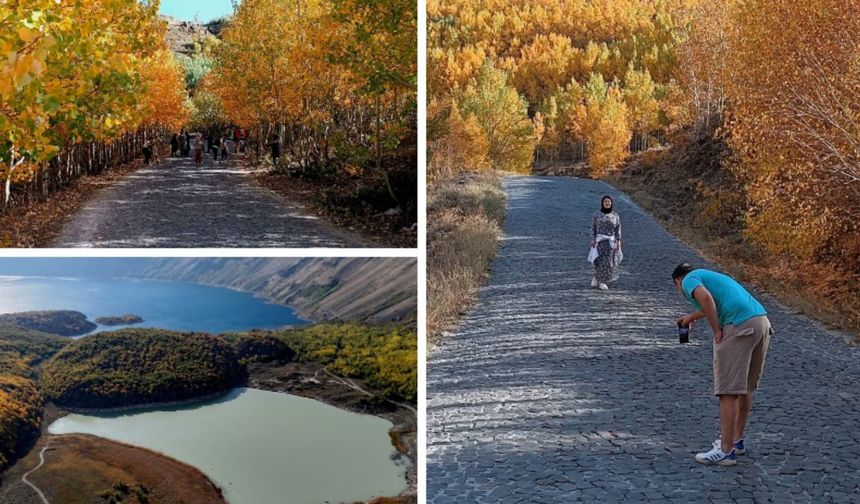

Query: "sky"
<box><xmin>158</xmin><ymin>0</ymin><xmax>236</xmax><ymax>23</ymax></box>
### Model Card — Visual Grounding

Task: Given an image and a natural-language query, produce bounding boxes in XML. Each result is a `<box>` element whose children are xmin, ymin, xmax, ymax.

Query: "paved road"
<box><xmin>54</xmin><ymin>155</ymin><xmax>369</xmax><ymax>248</ymax></box>
<box><xmin>427</xmin><ymin>176</ymin><xmax>860</xmax><ymax>503</ymax></box>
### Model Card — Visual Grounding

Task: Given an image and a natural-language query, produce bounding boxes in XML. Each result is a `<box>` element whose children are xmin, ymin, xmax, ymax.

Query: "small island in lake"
<box><xmin>95</xmin><ymin>314</ymin><xmax>144</xmax><ymax>326</ymax></box>
<box><xmin>0</xmin><ymin>310</ymin><xmax>97</xmax><ymax>337</ymax></box>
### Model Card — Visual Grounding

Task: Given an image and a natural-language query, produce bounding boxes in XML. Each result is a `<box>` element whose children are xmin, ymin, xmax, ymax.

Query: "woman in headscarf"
<box><xmin>590</xmin><ymin>195</ymin><xmax>622</xmax><ymax>290</ymax></box>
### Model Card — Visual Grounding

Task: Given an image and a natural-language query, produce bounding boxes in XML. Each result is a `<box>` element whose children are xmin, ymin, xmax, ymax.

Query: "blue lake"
<box><xmin>0</xmin><ymin>276</ymin><xmax>307</xmax><ymax>334</ymax></box>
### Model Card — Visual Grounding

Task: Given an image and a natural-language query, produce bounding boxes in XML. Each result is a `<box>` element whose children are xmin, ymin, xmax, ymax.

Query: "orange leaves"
<box><xmin>139</xmin><ymin>50</ymin><xmax>191</xmax><ymax>132</ymax></box>
<box><xmin>210</xmin><ymin>0</ymin><xmax>330</xmax><ymax>127</ymax></box>
<box><xmin>713</xmin><ymin>0</ymin><xmax>860</xmax><ymax>262</ymax></box>
<box><xmin>429</xmin><ymin>99</ymin><xmax>490</xmax><ymax>179</ymax></box>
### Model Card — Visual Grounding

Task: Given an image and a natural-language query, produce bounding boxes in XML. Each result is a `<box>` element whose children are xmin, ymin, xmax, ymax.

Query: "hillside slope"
<box><xmin>127</xmin><ymin>258</ymin><xmax>417</xmax><ymax>323</ymax></box>
<box><xmin>41</xmin><ymin>329</ymin><xmax>245</xmax><ymax>409</ymax></box>
<box><xmin>0</xmin><ymin>258</ymin><xmax>417</xmax><ymax>323</ymax></box>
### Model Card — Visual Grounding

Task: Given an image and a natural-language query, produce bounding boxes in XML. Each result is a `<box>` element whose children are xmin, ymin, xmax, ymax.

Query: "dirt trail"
<box><xmin>20</xmin><ymin>439</ymin><xmax>50</xmax><ymax>504</ymax></box>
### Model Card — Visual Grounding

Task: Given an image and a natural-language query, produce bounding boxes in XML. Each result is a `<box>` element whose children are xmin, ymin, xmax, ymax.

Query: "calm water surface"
<box><xmin>0</xmin><ymin>276</ymin><xmax>306</xmax><ymax>333</ymax></box>
<box><xmin>49</xmin><ymin>388</ymin><xmax>408</xmax><ymax>504</ymax></box>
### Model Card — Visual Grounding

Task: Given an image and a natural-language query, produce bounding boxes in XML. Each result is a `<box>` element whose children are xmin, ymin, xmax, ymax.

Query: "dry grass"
<box><xmin>427</xmin><ymin>172</ymin><xmax>506</xmax><ymax>344</ymax></box>
<box><xmin>21</xmin><ymin>434</ymin><xmax>225</xmax><ymax>504</ymax></box>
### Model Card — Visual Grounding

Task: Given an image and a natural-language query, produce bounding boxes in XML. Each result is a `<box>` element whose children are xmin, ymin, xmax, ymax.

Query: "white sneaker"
<box><xmin>695</xmin><ymin>446</ymin><xmax>737</xmax><ymax>466</ymax></box>
<box><xmin>591</xmin><ymin>277</ymin><xmax>598</xmax><ymax>287</ymax></box>
<box><xmin>598</xmin><ymin>283</ymin><xmax>609</xmax><ymax>290</ymax></box>
<box><xmin>713</xmin><ymin>438</ymin><xmax>745</xmax><ymax>455</ymax></box>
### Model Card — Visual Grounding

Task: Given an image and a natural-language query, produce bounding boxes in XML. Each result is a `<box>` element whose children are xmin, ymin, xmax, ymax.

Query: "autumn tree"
<box><xmin>569</xmin><ymin>74</ymin><xmax>632</xmax><ymax>176</ymax></box>
<box><xmin>459</xmin><ymin>62</ymin><xmax>536</xmax><ymax>173</ymax></box>
<box><xmin>0</xmin><ymin>0</ymin><xmax>188</xmax><ymax>208</ymax></box>
<box><xmin>428</xmin><ymin>100</ymin><xmax>489</xmax><ymax>180</ymax></box>
<box><xmin>139</xmin><ymin>50</ymin><xmax>192</xmax><ymax>133</ymax></box>
<box><xmin>722</xmin><ymin>0</ymin><xmax>860</xmax><ymax>267</ymax></box>
<box><xmin>427</xmin><ymin>0</ymin><xmax>688</xmax><ymax>176</ymax></box>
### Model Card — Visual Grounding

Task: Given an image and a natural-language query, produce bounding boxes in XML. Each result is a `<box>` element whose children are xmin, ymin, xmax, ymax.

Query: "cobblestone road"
<box><xmin>427</xmin><ymin>176</ymin><xmax>860</xmax><ymax>503</ymax></box>
<box><xmin>54</xmin><ymin>155</ymin><xmax>368</xmax><ymax>248</ymax></box>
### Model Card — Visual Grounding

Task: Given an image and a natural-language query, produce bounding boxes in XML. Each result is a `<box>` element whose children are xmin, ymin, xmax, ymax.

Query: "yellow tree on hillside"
<box><xmin>723</xmin><ymin>0</ymin><xmax>860</xmax><ymax>266</ymax></box>
<box><xmin>459</xmin><ymin>62</ymin><xmax>536</xmax><ymax>173</ymax></box>
<box><xmin>428</xmin><ymin>0</ymin><xmax>688</xmax><ymax>176</ymax></box>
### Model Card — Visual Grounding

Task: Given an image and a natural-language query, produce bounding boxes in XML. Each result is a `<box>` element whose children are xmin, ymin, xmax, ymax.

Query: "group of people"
<box><xmin>589</xmin><ymin>195</ymin><xmax>773</xmax><ymax>468</ymax></box>
<box><xmin>170</xmin><ymin>129</ymin><xmax>248</xmax><ymax>166</ymax></box>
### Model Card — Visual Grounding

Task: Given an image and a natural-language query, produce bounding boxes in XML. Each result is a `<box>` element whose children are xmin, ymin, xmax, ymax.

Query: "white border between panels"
<box><xmin>0</xmin><ymin>248</ymin><xmax>418</xmax><ymax>258</ymax></box>
<box><xmin>416</xmin><ymin>0</ymin><xmax>428</xmax><ymax>500</ymax></box>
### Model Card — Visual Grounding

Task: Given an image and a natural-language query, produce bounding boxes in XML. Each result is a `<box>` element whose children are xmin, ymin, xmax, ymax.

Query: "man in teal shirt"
<box><xmin>673</xmin><ymin>263</ymin><xmax>773</xmax><ymax>466</ymax></box>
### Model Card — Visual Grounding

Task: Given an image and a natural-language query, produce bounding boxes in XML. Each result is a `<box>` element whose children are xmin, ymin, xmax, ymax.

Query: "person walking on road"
<box><xmin>269</xmin><ymin>134</ymin><xmax>281</xmax><ymax>167</ymax></box>
<box><xmin>194</xmin><ymin>133</ymin><xmax>203</xmax><ymax>165</ymax></box>
<box><xmin>589</xmin><ymin>195</ymin><xmax>622</xmax><ymax>290</ymax></box>
<box><xmin>220</xmin><ymin>137</ymin><xmax>229</xmax><ymax>161</ymax></box>
<box><xmin>183</xmin><ymin>131</ymin><xmax>191</xmax><ymax>157</ymax></box>
<box><xmin>142</xmin><ymin>141</ymin><xmax>154</xmax><ymax>165</ymax></box>
<box><xmin>212</xmin><ymin>136</ymin><xmax>220</xmax><ymax>162</ymax></box>
<box><xmin>673</xmin><ymin>263</ymin><xmax>774</xmax><ymax>467</ymax></box>
<box><xmin>170</xmin><ymin>134</ymin><xmax>179</xmax><ymax>157</ymax></box>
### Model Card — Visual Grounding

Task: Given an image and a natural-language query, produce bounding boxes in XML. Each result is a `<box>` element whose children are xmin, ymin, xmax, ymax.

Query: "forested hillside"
<box><xmin>41</xmin><ymin>329</ymin><xmax>245</xmax><ymax>409</ymax></box>
<box><xmin>0</xmin><ymin>310</ymin><xmax>96</xmax><ymax>336</ymax></box>
<box><xmin>265</xmin><ymin>324</ymin><xmax>418</xmax><ymax>403</ymax></box>
<box><xmin>428</xmin><ymin>0</ymin><xmax>680</xmax><ymax>178</ymax></box>
<box><xmin>428</xmin><ymin>0</ymin><xmax>860</xmax><ymax>335</ymax></box>
<box><xmin>0</xmin><ymin>323</ymin><xmax>68</xmax><ymax>470</ymax></box>
<box><xmin>0</xmin><ymin>316</ymin><xmax>416</xmax><ymax>472</ymax></box>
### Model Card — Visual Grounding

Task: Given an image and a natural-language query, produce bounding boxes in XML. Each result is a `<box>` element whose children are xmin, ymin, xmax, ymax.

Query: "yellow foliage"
<box><xmin>459</xmin><ymin>62</ymin><xmax>536</xmax><ymax>173</ymax></box>
<box><xmin>428</xmin><ymin>0</ymin><xmax>686</xmax><ymax>176</ymax></box>
<box><xmin>719</xmin><ymin>0</ymin><xmax>860</xmax><ymax>264</ymax></box>
<box><xmin>139</xmin><ymin>50</ymin><xmax>191</xmax><ymax>132</ymax></box>
<box><xmin>429</xmin><ymin>100</ymin><xmax>490</xmax><ymax>180</ymax></box>
<box><xmin>0</xmin><ymin>0</ymin><xmax>186</xmax><ymax>190</ymax></box>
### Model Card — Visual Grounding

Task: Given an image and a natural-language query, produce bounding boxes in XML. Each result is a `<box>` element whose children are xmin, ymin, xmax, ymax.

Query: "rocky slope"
<box><xmin>163</xmin><ymin>16</ymin><xmax>220</xmax><ymax>56</ymax></box>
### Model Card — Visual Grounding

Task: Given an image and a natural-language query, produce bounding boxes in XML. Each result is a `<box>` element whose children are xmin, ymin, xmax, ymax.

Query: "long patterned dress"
<box><xmin>592</xmin><ymin>211</ymin><xmax>622</xmax><ymax>284</ymax></box>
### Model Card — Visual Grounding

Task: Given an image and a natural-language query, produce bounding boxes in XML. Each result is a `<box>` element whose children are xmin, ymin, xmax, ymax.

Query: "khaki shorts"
<box><xmin>713</xmin><ymin>316</ymin><xmax>773</xmax><ymax>396</ymax></box>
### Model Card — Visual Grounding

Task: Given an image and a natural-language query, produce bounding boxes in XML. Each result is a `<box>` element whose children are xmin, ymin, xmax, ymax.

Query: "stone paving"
<box><xmin>427</xmin><ymin>176</ymin><xmax>860</xmax><ymax>503</ymax></box>
<box><xmin>54</xmin><ymin>155</ymin><xmax>369</xmax><ymax>248</ymax></box>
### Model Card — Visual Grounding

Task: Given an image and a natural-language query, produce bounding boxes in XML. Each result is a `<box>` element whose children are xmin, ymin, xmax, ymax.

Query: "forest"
<box><xmin>0</xmin><ymin>323</ymin><xmax>67</xmax><ymax>470</ymax></box>
<box><xmin>428</xmin><ymin>0</ymin><xmax>860</xmax><ymax>334</ymax></box>
<box><xmin>0</xmin><ymin>310</ymin><xmax>96</xmax><ymax>336</ymax></box>
<box><xmin>266</xmin><ymin>324</ymin><xmax>418</xmax><ymax>403</ymax></box>
<box><xmin>0</xmin><ymin>318</ymin><xmax>416</xmax><ymax>471</ymax></box>
<box><xmin>40</xmin><ymin>329</ymin><xmax>246</xmax><ymax>409</ymax></box>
